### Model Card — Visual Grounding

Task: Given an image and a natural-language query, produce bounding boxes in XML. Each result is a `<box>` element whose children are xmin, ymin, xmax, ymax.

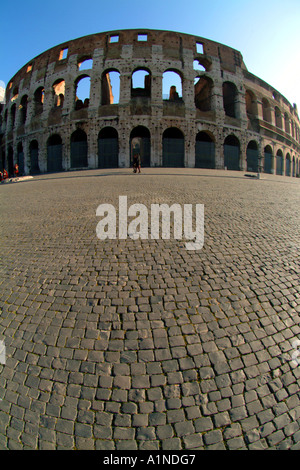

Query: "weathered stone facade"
<box><xmin>0</xmin><ymin>29</ymin><xmax>299</xmax><ymax>176</ymax></box>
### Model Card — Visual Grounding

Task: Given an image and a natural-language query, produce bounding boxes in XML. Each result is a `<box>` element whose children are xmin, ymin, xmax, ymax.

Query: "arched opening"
<box><xmin>223</xmin><ymin>82</ymin><xmax>238</xmax><ymax>118</ymax></box>
<box><xmin>246</xmin><ymin>141</ymin><xmax>259</xmax><ymax>172</ymax></box>
<box><xmin>162</xmin><ymin>127</ymin><xmax>184</xmax><ymax>167</ymax></box>
<box><xmin>75</xmin><ymin>76</ymin><xmax>90</xmax><ymax>110</ymax></box>
<box><xmin>245</xmin><ymin>90</ymin><xmax>257</xmax><ymax>117</ymax></box>
<box><xmin>262</xmin><ymin>98</ymin><xmax>271</xmax><ymax>122</ymax></box>
<box><xmin>275</xmin><ymin>107</ymin><xmax>282</xmax><ymax>129</ymax></box>
<box><xmin>29</xmin><ymin>140</ymin><xmax>40</xmax><ymax>175</ymax></box>
<box><xmin>292</xmin><ymin>156</ymin><xmax>296</xmax><ymax>177</ymax></box>
<box><xmin>285</xmin><ymin>154</ymin><xmax>291</xmax><ymax>176</ymax></box>
<box><xmin>194</xmin><ymin>76</ymin><xmax>212</xmax><ymax>112</ymax></box>
<box><xmin>284</xmin><ymin>113</ymin><xmax>290</xmax><ymax>134</ymax></box>
<box><xmin>52</xmin><ymin>79</ymin><xmax>65</xmax><ymax>107</ymax></box>
<box><xmin>34</xmin><ymin>87</ymin><xmax>44</xmax><ymax>116</ymax></box>
<box><xmin>20</xmin><ymin>95</ymin><xmax>28</xmax><ymax>124</ymax></box>
<box><xmin>70</xmin><ymin>129</ymin><xmax>88</xmax><ymax>168</ymax></box>
<box><xmin>101</xmin><ymin>70</ymin><xmax>120</xmax><ymax>105</ymax></box>
<box><xmin>7</xmin><ymin>146</ymin><xmax>14</xmax><ymax>177</ymax></box>
<box><xmin>224</xmin><ymin>135</ymin><xmax>240</xmax><ymax>170</ymax></box>
<box><xmin>47</xmin><ymin>134</ymin><xmax>63</xmax><ymax>173</ymax></box>
<box><xmin>17</xmin><ymin>142</ymin><xmax>24</xmax><ymax>176</ymax></box>
<box><xmin>130</xmin><ymin>126</ymin><xmax>150</xmax><ymax>167</ymax></box>
<box><xmin>162</xmin><ymin>71</ymin><xmax>182</xmax><ymax>101</ymax></box>
<box><xmin>195</xmin><ymin>131</ymin><xmax>215</xmax><ymax>168</ymax></box>
<box><xmin>131</xmin><ymin>69</ymin><xmax>151</xmax><ymax>98</ymax></box>
<box><xmin>10</xmin><ymin>103</ymin><xmax>16</xmax><ymax>128</ymax></box>
<box><xmin>276</xmin><ymin>150</ymin><xmax>283</xmax><ymax>175</ymax></box>
<box><xmin>98</xmin><ymin>127</ymin><xmax>119</xmax><ymax>169</ymax></box>
<box><xmin>264</xmin><ymin>145</ymin><xmax>273</xmax><ymax>174</ymax></box>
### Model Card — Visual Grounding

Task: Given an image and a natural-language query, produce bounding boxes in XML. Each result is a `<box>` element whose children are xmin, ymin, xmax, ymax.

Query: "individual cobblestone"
<box><xmin>0</xmin><ymin>169</ymin><xmax>299</xmax><ymax>449</ymax></box>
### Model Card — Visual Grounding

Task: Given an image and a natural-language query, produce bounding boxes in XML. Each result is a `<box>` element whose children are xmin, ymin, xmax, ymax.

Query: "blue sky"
<box><xmin>1</xmin><ymin>0</ymin><xmax>300</xmax><ymax>109</ymax></box>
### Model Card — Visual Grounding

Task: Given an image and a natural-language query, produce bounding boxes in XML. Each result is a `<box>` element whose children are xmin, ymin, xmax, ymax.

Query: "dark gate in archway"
<box><xmin>195</xmin><ymin>132</ymin><xmax>215</xmax><ymax>169</ymax></box>
<box><xmin>162</xmin><ymin>128</ymin><xmax>184</xmax><ymax>167</ymax></box>
<box><xmin>98</xmin><ymin>127</ymin><xmax>119</xmax><ymax>168</ymax></box>
<box><xmin>47</xmin><ymin>135</ymin><xmax>63</xmax><ymax>173</ymax></box>
<box><xmin>130</xmin><ymin>126</ymin><xmax>150</xmax><ymax>167</ymax></box>
<box><xmin>246</xmin><ymin>141</ymin><xmax>259</xmax><ymax>172</ymax></box>
<box><xmin>71</xmin><ymin>129</ymin><xmax>88</xmax><ymax>168</ymax></box>
<box><xmin>224</xmin><ymin>136</ymin><xmax>240</xmax><ymax>171</ymax></box>
<box><xmin>29</xmin><ymin>141</ymin><xmax>40</xmax><ymax>175</ymax></box>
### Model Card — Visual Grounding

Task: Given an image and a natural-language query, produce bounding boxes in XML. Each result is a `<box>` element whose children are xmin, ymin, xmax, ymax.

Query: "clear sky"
<box><xmin>1</xmin><ymin>0</ymin><xmax>300</xmax><ymax>109</ymax></box>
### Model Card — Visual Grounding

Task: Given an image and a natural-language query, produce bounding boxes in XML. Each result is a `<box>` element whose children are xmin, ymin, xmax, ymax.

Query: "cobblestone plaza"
<box><xmin>0</xmin><ymin>168</ymin><xmax>300</xmax><ymax>450</ymax></box>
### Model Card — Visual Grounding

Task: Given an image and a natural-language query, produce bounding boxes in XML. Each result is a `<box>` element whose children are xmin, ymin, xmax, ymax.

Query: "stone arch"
<box><xmin>130</xmin><ymin>126</ymin><xmax>150</xmax><ymax>167</ymax></box>
<box><xmin>52</xmin><ymin>79</ymin><xmax>65</xmax><ymax>107</ymax></box>
<box><xmin>276</xmin><ymin>149</ymin><xmax>283</xmax><ymax>175</ymax></box>
<box><xmin>47</xmin><ymin>134</ymin><xmax>63</xmax><ymax>173</ymax></box>
<box><xmin>70</xmin><ymin>129</ymin><xmax>88</xmax><ymax>168</ymax></box>
<box><xmin>7</xmin><ymin>146</ymin><xmax>14</xmax><ymax>177</ymax></box>
<box><xmin>75</xmin><ymin>75</ymin><xmax>90</xmax><ymax>110</ymax></box>
<box><xmin>195</xmin><ymin>131</ymin><xmax>215</xmax><ymax>168</ymax></box>
<box><xmin>264</xmin><ymin>145</ymin><xmax>273</xmax><ymax>174</ymax></box>
<box><xmin>101</xmin><ymin>69</ymin><xmax>120</xmax><ymax>105</ymax></box>
<box><xmin>224</xmin><ymin>135</ymin><xmax>240</xmax><ymax>170</ymax></box>
<box><xmin>223</xmin><ymin>82</ymin><xmax>238</xmax><ymax>118</ymax></box>
<box><xmin>20</xmin><ymin>95</ymin><xmax>28</xmax><ymax>125</ymax></box>
<box><xmin>34</xmin><ymin>87</ymin><xmax>44</xmax><ymax>116</ymax></box>
<box><xmin>262</xmin><ymin>98</ymin><xmax>271</xmax><ymax>122</ymax></box>
<box><xmin>245</xmin><ymin>90</ymin><xmax>258</xmax><ymax>117</ymax></box>
<box><xmin>131</xmin><ymin>68</ymin><xmax>151</xmax><ymax>98</ymax></box>
<box><xmin>17</xmin><ymin>142</ymin><xmax>24</xmax><ymax>175</ymax></box>
<box><xmin>285</xmin><ymin>153</ymin><xmax>291</xmax><ymax>176</ymax></box>
<box><xmin>162</xmin><ymin>127</ymin><xmax>184</xmax><ymax>167</ymax></box>
<box><xmin>29</xmin><ymin>140</ymin><xmax>40</xmax><ymax>175</ymax></box>
<box><xmin>246</xmin><ymin>140</ymin><xmax>259</xmax><ymax>172</ymax></box>
<box><xmin>194</xmin><ymin>76</ymin><xmax>213</xmax><ymax>112</ymax></box>
<box><xmin>98</xmin><ymin>127</ymin><xmax>119</xmax><ymax>169</ymax></box>
<box><xmin>162</xmin><ymin>70</ymin><xmax>183</xmax><ymax>100</ymax></box>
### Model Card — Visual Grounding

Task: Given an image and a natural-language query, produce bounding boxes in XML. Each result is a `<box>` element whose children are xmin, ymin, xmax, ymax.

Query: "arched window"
<box><xmin>131</xmin><ymin>69</ymin><xmax>151</xmax><ymax>98</ymax></box>
<box><xmin>284</xmin><ymin>113</ymin><xmax>290</xmax><ymax>134</ymax></box>
<box><xmin>10</xmin><ymin>103</ymin><xmax>16</xmax><ymax>128</ymax></box>
<box><xmin>194</xmin><ymin>76</ymin><xmax>213</xmax><ymax>112</ymax></box>
<box><xmin>101</xmin><ymin>70</ymin><xmax>120</xmax><ymax>105</ymax></box>
<box><xmin>75</xmin><ymin>76</ymin><xmax>90</xmax><ymax>110</ymax></box>
<box><xmin>47</xmin><ymin>134</ymin><xmax>63</xmax><ymax>173</ymax></box>
<box><xmin>52</xmin><ymin>79</ymin><xmax>65</xmax><ymax>107</ymax></box>
<box><xmin>245</xmin><ymin>90</ymin><xmax>257</xmax><ymax>117</ymax></box>
<box><xmin>275</xmin><ymin>107</ymin><xmax>282</xmax><ymax>129</ymax></box>
<box><xmin>223</xmin><ymin>82</ymin><xmax>238</xmax><ymax>118</ymax></box>
<box><xmin>246</xmin><ymin>141</ymin><xmax>259</xmax><ymax>172</ymax></box>
<box><xmin>162</xmin><ymin>71</ymin><xmax>182</xmax><ymax>101</ymax></box>
<box><xmin>20</xmin><ymin>95</ymin><xmax>28</xmax><ymax>124</ymax></box>
<box><xmin>98</xmin><ymin>127</ymin><xmax>119</xmax><ymax>168</ymax></box>
<box><xmin>70</xmin><ymin>129</ymin><xmax>88</xmax><ymax>168</ymax></box>
<box><xmin>262</xmin><ymin>98</ymin><xmax>271</xmax><ymax>122</ymax></box>
<box><xmin>34</xmin><ymin>87</ymin><xmax>44</xmax><ymax>116</ymax></box>
<box><xmin>195</xmin><ymin>131</ymin><xmax>215</xmax><ymax>168</ymax></box>
<box><xmin>130</xmin><ymin>126</ymin><xmax>150</xmax><ymax>167</ymax></box>
<box><xmin>224</xmin><ymin>135</ymin><xmax>240</xmax><ymax>170</ymax></box>
<box><xmin>162</xmin><ymin>127</ymin><xmax>184</xmax><ymax>167</ymax></box>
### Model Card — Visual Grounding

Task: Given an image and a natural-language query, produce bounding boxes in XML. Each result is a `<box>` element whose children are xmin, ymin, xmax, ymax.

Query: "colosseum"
<box><xmin>0</xmin><ymin>29</ymin><xmax>299</xmax><ymax>177</ymax></box>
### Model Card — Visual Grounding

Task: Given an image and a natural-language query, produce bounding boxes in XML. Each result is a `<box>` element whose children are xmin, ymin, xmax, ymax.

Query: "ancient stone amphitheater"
<box><xmin>0</xmin><ymin>29</ymin><xmax>299</xmax><ymax>177</ymax></box>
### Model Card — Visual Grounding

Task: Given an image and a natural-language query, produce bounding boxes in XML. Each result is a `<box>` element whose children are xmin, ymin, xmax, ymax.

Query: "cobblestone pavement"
<box><xmin>0</xmin><ymin>168</ymin><xmax>300</xmax><ymax>450</ymax></box>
